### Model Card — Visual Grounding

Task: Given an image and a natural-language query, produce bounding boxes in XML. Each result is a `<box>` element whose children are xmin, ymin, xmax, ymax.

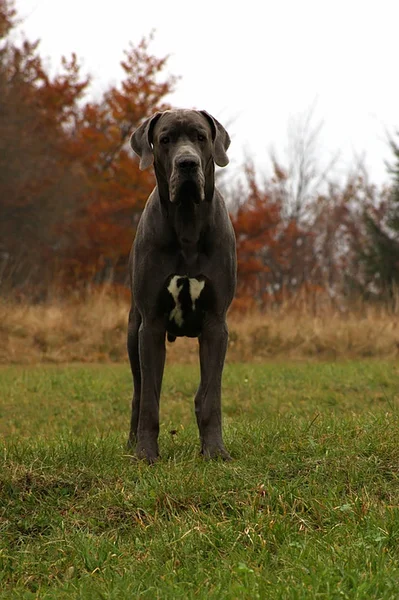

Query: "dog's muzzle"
<box><xmin>170</xmin><ymin>152</ymin><xmax>205</xmax><ymax>204</ymax></box>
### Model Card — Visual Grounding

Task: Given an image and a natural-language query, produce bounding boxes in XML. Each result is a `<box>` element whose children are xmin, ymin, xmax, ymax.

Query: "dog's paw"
<box><xmin>201</xmin><ymin>443</ymin><xmax>232</xmax><ymax>462</ymax></box>
<box><xmin>135</xmin><ymin>442</ymin><xmax>160</xmax><ymax>465</ymax></box>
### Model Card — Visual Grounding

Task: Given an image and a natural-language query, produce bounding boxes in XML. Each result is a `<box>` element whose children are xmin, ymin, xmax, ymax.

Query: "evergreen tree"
<box><xmin>358</xmin><ymin>133</ymin><xmax>399</xmax><ymax>300</ymax></box>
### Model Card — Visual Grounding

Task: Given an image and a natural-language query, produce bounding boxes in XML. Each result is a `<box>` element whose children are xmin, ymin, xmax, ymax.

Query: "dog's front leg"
<box><xmin>136</xmin><ymin>323</ymin><xmax>166</xmax><ymax>463</ymax></box>
<box><xmin>196</xmin><ymin>318</ymin><xmax>231</xmax><ymax>460</ymax></box>
<box><xmin>127</xmin><ymin>306</ymin><xmax>142</xmax><ymax>448</ymax></box>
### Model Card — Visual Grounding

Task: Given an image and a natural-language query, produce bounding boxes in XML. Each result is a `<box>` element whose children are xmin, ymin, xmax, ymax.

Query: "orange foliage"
<box><xmin>0</xmin><ymin>0</ymin><xmax>373</xmax><ymax>306</ymax></box>
<box><xmin>231</xmin><ymin>164</ymin><xmax>320</xmax><ymax>309</ymax></box>
<box><xmin>60</xmin><ymin>38</ymin><xmax>177</xmax><ymax>282</ymax></box>
<box><xmin>0</xmin><ymin>1</ymin><xmax>176</xmax><ymax>290</ymax></box>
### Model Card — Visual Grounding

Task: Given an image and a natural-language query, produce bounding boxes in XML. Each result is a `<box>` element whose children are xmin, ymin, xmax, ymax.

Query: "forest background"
<box><xmin>2</xmin><ymin>0</ymin><xmax>399</xmax><ymax>362</ymax></box>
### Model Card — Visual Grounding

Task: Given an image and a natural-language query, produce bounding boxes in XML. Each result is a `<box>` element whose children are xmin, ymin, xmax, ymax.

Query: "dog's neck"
<box><xmin>173</xmin><ymin>198</ymin><xmax>203</xmax><ymax>241</ymax></box>
<box><xmin>154</xmin><ymin>162</ymin><xmax>215</xmax><ymax>268</ymax></box>
<box><xmin>168</xmin><ymin>198</ymin><xmax>211</xmax><ymax>267</ymax></box>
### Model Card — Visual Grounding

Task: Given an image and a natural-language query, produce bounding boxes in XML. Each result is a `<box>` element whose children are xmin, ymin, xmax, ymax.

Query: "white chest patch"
<box><xmin>167</xmin><ymin>276</ymin><xmax>185</xmax><ymax>327</ymax></box>
<box><xmin>167</xmin><ymin>275</ymin><xmax>206</xmax><ymax>328</ymax></box>
<box><xmin>189</xmin><ymin>278</ymin><xmax>205</xmax><ymax>310</ymax></box>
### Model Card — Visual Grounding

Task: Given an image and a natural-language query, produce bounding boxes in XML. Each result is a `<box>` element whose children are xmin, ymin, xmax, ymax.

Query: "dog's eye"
<box><xmin>160</xmin><ymin>136</ymin><xmax>170</xmax><ymax>144</ymax></box>
<box><xmin>197</xmin><ymin>134</ymin><xmax>206</xmax><ymax>142</ymax></box>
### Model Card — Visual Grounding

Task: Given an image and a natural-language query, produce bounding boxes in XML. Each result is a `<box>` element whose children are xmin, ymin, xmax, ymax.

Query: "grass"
<box><xmin>1</xmin><ymin>292</ymin><xmax>399</xmax><ymax>363</ymax></box>
<box><xmin>1</xmin><ymin>361</ymin><xmax>399</xmax><ymax>598</ymax></box>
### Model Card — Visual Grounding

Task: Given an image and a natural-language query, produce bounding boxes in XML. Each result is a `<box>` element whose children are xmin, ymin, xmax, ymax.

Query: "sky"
<box><xmin>13</xmin><ymin>0</ymin><xmax>399</xmax><ymax>185</ymax></box>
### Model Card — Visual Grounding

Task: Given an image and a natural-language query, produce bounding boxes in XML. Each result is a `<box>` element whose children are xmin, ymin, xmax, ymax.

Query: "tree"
<box><xmin>355</xmin><ymin>135</ymin><xmax>399</xmax><ymax>301</ymax></box>
<box><xmin>63</xmin><ymin>37</ymin><xmax>177</xmax><ymax>283</ymax></box>
<box><xmin>0</xmin><ymin>0</ymin><xmax>14</xmax><ymax>37</ymax></box>
<box><xmin>0</xmin><ymin>1</ymin><xmax>90</xmax><ymax>290</ymax></box>
<box><xmin>269</xmin><ymin>105</ymin><xmax>339</xmax><ymax>222</ymax></box>
<box><xmin>310</xmin><ymin>171</ymin><xmax>378</xmax><ymax>304</ymax></box>
<box><xmin>231</xmin><ymin>163</ymin><xmax>321</xmax><ymax>309</ymax></box>
<box><xmin>0</xmin><ymin>1</ymin><xmax>176</xmax><ymax>294</ymax></box>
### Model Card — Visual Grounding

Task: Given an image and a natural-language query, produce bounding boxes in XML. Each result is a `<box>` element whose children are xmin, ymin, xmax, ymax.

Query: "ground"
<box><xmin>1</xmin><ymin>361</ymin><xmax>399</xmax><ymax>598</ymax></box>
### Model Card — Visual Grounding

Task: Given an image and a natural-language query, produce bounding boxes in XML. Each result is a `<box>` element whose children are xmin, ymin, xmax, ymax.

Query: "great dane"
<box><xmin>127</xmin><ymin>109</ymin><xmax>236</xmax><ymax>462</ymax></box>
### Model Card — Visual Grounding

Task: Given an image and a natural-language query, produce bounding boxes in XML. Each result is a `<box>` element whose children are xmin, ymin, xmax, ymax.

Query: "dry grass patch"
<box><xmin>229</xmin><ymin>307</ymin><xmax>399</xmax><ymax>361</ymax></box>
<box><xmin>0</xmin><ymin>292</ymin><xmax>127</xmax><ymax>364</ymax></box>
<box><xmin>1</xmin><ymin>292</ymin><xmax>399</xmax><ymax>363</ymax></box>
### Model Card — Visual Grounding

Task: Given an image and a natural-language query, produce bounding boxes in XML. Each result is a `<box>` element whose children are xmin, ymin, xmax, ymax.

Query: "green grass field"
<box><xmin>1</xmin><ymin>361</ymin><xmax>399</xmax><ymax>599</ymax></box>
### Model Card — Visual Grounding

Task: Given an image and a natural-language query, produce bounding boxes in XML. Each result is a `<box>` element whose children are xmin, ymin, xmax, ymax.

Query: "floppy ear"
<box><xmin>199</xmin><ymin>110</ymin><xmax>230</xmax><ymax>167</ymax></box>
<box><xmin>130</xmin><ymin>112</ymin><xmax>162</xmax><ymax>170</ymax></box>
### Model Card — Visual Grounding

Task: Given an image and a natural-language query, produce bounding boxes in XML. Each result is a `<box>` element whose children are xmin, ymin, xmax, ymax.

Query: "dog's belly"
<box><xmin>161</xmin><ymin>275</ymin><xmax>211</xmax><ymax>339</ymax></box>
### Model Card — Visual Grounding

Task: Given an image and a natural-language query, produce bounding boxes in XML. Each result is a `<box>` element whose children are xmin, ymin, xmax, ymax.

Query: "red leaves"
<box><xmin>0</xmin><ymin>0</ymin><xmax>15</xmax><ymax>38</ymax></box>
<box><xmin>62</xmin><ymin>39</ymin><xmax>176</xmax><ymax>282</ymax></box>
<box><xmin>231</xmin><ymin>164</ymin><xmax>319</xmax><ymax>308</ymax></box>
<box><xmin>0</xmin><ymin>0</ymin><xmax>176</xmax><ymax>291</ymax></box>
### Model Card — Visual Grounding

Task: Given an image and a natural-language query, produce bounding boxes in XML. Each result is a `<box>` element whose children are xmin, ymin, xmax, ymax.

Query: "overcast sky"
<box><xmin>13</xmin><ymin>0</ymin><xmax>399</xmax><ymax>185</ymax></box>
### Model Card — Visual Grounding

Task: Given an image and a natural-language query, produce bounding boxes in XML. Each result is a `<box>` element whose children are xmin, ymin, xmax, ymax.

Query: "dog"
<box><xmin>127</xmin><ymin>109</ymin><xmax>236</xmax><ymax>462</ymax></box>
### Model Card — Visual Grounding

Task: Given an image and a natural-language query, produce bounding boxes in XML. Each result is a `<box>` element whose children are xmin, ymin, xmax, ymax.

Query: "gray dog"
<box><xmin>127</xmin><ymin>109</ymin><xmax>236</xmax><ymax>462</ymax></box>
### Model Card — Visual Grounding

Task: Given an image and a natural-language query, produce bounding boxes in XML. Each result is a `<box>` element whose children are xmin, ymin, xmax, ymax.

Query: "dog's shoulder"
<box><xmin>211</xmin><ymin>188</ymin><xmax>236</xmax><ymax>238</ymax></box>
<box><xmin>134</xmin><ymin>187</ymin><xmax>172</xmax><ymax>256</ymax></box>
<box><xmin>141</xmin><ymin>188</ymin><xmax>160</xmax><ymax>214</ymax></box>
<box><xmin>136</xmin><ymin>188</ymin><xmax>162</xmax><ymax>230</ymax></box>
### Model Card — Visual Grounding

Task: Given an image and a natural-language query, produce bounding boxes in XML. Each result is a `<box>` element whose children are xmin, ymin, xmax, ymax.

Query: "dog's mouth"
<box><xmin>170</xmin><ymin>174</ymin><xmax>205</xmax><ymax>205</ymax></box>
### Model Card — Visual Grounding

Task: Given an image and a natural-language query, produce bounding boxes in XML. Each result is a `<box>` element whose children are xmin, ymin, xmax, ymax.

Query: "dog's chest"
<box><xmin>160</xmin><ymin>274</ymin><xmax>213</xmax><ymax>338</ymax></box>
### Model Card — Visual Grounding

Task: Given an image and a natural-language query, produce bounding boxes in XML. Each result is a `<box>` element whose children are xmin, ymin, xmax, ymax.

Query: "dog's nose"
<box><xmin>176</xmin><ymin>156</ymin><xmax>200</xmax><ymax>170</ymax></box>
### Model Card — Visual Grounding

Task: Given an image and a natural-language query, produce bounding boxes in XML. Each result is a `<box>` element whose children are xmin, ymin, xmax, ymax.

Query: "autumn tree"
<box><xmin>309</xmin><ymin>170</ymin><xmax>381</xmax><ymax>304</ymax></box>
<box><xmin>231</xmin><ymin>163</ymin><xmax>321</xmax><ymax>309</ymax></box>
<box><xmin>64</xmin><ymin>37</ymin><xmax>177</xmax><ymax>283</ymax></box>
<box><xmin>229</xmin><ymin>109</ymin><xmax>382</xmax><ymax>311</ymax></box>
<box><xmin>0</xmin><ymin>1</ymin><xmax>176</xmax><ymax>294</ymax></box>
<box><xmin>230</xmin><ymin>162</ymin><xmax>374</xmax><ymax>310</ymax></box>
<box><xmin>0</xmin><ymin>0</ymin><xmax>89</xmax><ymax>291</ymax></box>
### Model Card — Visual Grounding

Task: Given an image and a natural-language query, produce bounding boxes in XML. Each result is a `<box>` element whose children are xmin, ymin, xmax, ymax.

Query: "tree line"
<box><xmin>1</xmin><ymin>0</ymin><xmax>399</xmax><ymax>308</ymax></box>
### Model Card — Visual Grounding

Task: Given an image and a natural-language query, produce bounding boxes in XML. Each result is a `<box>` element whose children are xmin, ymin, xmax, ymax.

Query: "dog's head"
<box><xmin>130</xmin><ymin>109</ymin><xmax>230</xmax><ymax>204</ymax></box>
